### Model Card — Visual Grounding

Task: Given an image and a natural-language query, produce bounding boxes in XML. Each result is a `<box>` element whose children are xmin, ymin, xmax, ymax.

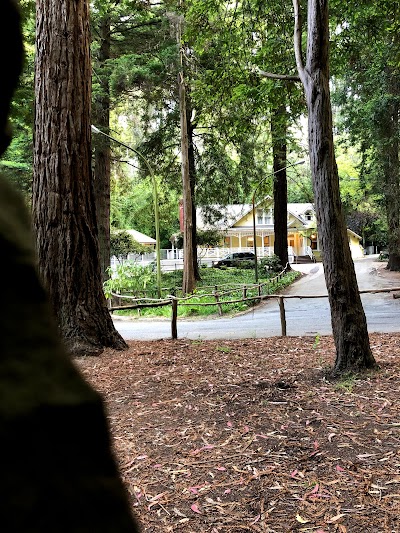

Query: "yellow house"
<box><xmin>197</xmin><ymin>199</ymin><xmax>364</xmax><ymax>261</ymax></box>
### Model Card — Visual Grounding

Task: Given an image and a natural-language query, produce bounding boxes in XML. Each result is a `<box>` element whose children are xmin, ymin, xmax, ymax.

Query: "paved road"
<box><xmin>114</xmin><ymin>256</ymin><xmax>400</xmax><ymax>341</ymax></box>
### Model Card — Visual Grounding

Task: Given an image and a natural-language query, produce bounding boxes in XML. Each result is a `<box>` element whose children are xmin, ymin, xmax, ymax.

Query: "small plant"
<box><xmin>334</xmin><ymin>372</ymin><xmax>357</xmax><ymax>393</ymax></box>
<box><xmin>312</xmin><ymin>334</ymin><xmax>321</xmax><ymax>349</ymax></box>
<box><xmin>216</xmin><ymin>345</ymin><xmax>231</xmax><ymax>353</ymax></box>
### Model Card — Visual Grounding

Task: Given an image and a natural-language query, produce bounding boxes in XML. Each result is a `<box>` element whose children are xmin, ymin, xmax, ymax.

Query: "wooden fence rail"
<box><xmin>109</xmin><ymin>285</ymin><xmax>400</xmax><ymax>341</ymax></box>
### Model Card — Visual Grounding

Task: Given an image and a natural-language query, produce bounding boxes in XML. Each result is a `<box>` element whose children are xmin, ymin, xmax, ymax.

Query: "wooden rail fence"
<box><xmin>108</xmin><ymin>275</ymin><xmax>400</xmax><ymax>340</ymax></box>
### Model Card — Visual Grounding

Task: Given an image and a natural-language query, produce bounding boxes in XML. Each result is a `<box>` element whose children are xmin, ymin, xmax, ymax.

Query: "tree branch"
<box><xmin>293</xmin><ymin>0</ymin><xmax>307</xmax><ymax>87</ymax></box>
<box><xmin>256</xmin><ymin>68</ymin><xmax>300</xmax><ymax>82</ymax></box>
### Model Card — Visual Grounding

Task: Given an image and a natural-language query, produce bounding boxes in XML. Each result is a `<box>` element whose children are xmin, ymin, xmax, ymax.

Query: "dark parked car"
<box><xmin>212</xmin><ymin>252</ymin><xmax>255</xmax><ymax>268</ymax></box>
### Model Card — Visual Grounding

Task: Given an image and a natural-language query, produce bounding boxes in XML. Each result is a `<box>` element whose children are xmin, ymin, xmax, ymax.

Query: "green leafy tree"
<box><xmin>91</xmin><ymin>0</ymin><xmax>169</xmax><ymax>279</ymax></box>
<box><xmin>0</xmin><ymin>0</ymin><xmax>35</xmax><ymax>197</ymax></box>
<box><xmin>110</xmin><ymin>230</ymin><xmax>147</xmax><ymax>261</ymax></box>
<box><xmin>331</xmin><ymin>0</ymin><xmax>400</xmax><ymax>269</ymax></box>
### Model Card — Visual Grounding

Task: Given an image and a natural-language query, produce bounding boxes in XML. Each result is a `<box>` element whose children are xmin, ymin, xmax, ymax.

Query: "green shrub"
<box><xmin>103</xmin><ymin>263</ymin><xmax>156</xmax><ymax>299</ymax></box>
<box><xmin>259</xmin><ymin>254</ymin><xmax>283</xmax><ymax>273</ymax></box>
<box><xmin>234</xmin><ymin>259</ymin><xmax>254</xmax><ymax>269</ymax></box>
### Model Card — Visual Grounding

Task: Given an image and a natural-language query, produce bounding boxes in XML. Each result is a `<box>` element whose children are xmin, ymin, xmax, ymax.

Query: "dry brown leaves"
<box><xmin>76</xmin><ymin>333</ymin><xmax>400</xmax><ymax>533</ymax></box>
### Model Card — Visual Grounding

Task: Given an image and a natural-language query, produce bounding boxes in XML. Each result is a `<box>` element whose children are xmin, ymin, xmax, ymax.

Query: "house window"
<box><xmin>256</xmin><ymin>208</ymin><xmax>274</xmax><ymax>225</ymax></box>
<box><xmin>264</xmin><ymin>236</ymin><xmax>270</xmax><ymax>246</ymax></box>
<box><xmin>304</xmin><ymin>210</ymin><xmax>313</xmax><ymax>221</ymax></box>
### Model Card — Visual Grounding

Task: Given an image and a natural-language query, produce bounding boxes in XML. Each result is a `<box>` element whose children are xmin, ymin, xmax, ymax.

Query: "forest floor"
<box><xmin>77</xmin><ymin>331</ymin><xmax>400</xmax><ymax>533</ymax></box>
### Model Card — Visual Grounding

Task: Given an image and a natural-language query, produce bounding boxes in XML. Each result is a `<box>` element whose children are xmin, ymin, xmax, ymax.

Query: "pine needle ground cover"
<box><xmin>77</xmin><ymin>334</ymin><xmax>400</xmax><ymax>532</ymax></box>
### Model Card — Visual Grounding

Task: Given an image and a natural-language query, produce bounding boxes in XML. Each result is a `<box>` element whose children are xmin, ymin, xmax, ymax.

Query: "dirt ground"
<box><xmin>76</xmin><ymin>332</ymin><xmax>400</xmax><ymax>533</ymax></box>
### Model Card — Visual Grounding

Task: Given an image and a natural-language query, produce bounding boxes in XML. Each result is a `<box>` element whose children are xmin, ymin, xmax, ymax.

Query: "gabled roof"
<box><xmin>197</xmin><ymin>200</ymin><xmax>315</xmax><ymax>230</ymax></box>
<box><xmin>197</xmin><ymin>204</ymin><xmax>253</xmax><ymax>230</ymax></box>
<box><xmin>347</xmin><ymin>228</ymin><xmax>362</xmax><ymax>240</ymax></box>
<box><xmin>287</xmin><ymin>203</ymin><xmax>314</xmax><ymax>217</ymax></box>
<box><xmin>124</xmin><ymin>229</ymin><xmax>156</xmax><ymax>245</ymax></box>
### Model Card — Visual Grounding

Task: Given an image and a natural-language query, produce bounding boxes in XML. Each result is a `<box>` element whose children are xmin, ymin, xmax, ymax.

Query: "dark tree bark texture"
<box><xmin>293</xmin><ymin>0</ymin><xmax>376</xmax><ymax>373</ymax></box>
<box><xmin>187</xmin><ymin>99</ymin><xmax>201</xmax><ymax>281</ymax></box>
<box><xmin>0</xmin><ymin>1</ymin><xmax>138</xmax><ymax>530</ymax></box>
<box><xmin>92</xmin><ymin>14</ymin><xmax>112</xmax><ymax>282</ymax></box>
<box><xmin>33</xmin><ymin>0</ymin><xmax>127</xmax><ymax>355</ymax></box>
<box><xmin>272</xmin><ymin>105</ymin><xmax>290</xmax><ymax>269</ymax></box>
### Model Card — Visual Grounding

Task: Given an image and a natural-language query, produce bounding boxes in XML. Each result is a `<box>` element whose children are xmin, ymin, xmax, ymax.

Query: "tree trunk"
<box><xmin>293</xmin><ymin>0</ymin><xmax>376</xmax><ymax>373</ymax></box>
<box><xmin>272</xmin><ymin>104</ymin><xmax>290</xmax><ymax>269</ymax></box>
<box><xmin>179</xmin><ymin>70</ymin><xmax>196</xmax><ymax>294</ymax></box>
<box><xmin>92</xmin><ymin>14</ymin><xmax>112</xmax><ymax>282</ymax></box>
<box><xmin>385</xmin><ymin>137</ymin><xmax>400</xmax><ymax>271</ymax></box>
<box><xmin>383</xmin><ymin>86</ymin><xmax>400</xmax><ymax>270</ymax></box>
<box><xmin>187</xmin><ymin>98</ymin><xmax>201</xmax><ymax>281</ymax></box>
<box><xmin>176</xmin><ymin>14</ymin><xmax>196</xmax><ymax>295</ymax></box>
<box><xmin>33</xmin><ymin>0</ymin><xmax>127</xmax><ymax>355</ymax></box>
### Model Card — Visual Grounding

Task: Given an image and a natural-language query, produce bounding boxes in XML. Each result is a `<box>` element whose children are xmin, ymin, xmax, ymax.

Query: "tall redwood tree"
<box><xmin>33</xmin><ymin>0</ymin><xmax>127</xmax><ymax>355</ymax></box>
<box><xmin>293</xmin><ymin>0</ymin><xmax>376</xmax><ymax>373</ymax></box>
<box><xmin>272</xmin><ymin>104</ymin><xmax>290</xmax><ymax>269</ymax></box>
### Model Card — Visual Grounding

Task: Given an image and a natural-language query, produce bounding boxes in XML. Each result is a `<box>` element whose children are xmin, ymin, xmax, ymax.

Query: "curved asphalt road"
<box><xmin>114</xmin><ymin>256</ymin><xmax>400</xmax><ymax>340</ymax></box>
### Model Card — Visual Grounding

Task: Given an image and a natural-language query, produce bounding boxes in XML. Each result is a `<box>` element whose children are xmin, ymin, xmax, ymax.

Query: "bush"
<box><xmin>103</xmin><ymin>263</ymin><xmax>156</xmax><ymax>299</ymax></box>
<box><xmin>234</xmin><ymin>259</ymin><xmax>254</xmax><ymax>269</ymax></box>
<box><xmin>259</xmin><ymin>254</ymin><xmax>283</xmax><ymax>273</ymax></box>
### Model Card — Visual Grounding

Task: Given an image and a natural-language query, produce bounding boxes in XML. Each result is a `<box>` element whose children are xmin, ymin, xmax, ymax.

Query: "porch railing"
<box><xmin>111</xmin><ymin>246</ymin><xmax>299</xmax><ymax>271</ymax></box>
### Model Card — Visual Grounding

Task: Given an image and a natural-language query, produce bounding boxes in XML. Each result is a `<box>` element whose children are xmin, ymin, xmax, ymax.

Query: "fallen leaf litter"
<box><xmin>76</xmin><ymin>333</ymin><xmax>400</xmax><ymax>532</ymax></box>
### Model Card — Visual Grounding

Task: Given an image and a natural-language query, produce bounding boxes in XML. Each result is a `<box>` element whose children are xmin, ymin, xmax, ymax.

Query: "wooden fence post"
<box><xmin>278</xmin><ymin>296</ymin><xmax>287</xmax><ymax>336</ymax></box>
<box><xmin>214</xmin><ymin>286</ymin><xmax>223</xmax><ymax>316</ymax></box>
<box><xmin>243</xmin><ymin>285</ymin><xmax>247</xmax><ymax>299</ymax></box>
<box><xmin>171</xmin><ymin>297</ymin><xmax>178</xmax><ymax>339</ymax></box>
<box><xmin>258</xmin><ymin>283</ymin><xmax>262</xmax><ymax>297</ymax></box>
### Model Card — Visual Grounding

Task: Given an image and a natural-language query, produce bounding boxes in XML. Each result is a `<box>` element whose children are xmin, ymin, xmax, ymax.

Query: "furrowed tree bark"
<box><xmin>33</xmin><ymin>0</ymin><xmax>127</xmax><ymax>355</ymax></box>
<box><xmin>272</xmin><ymin>104</ymin><xmax>290</xmax><ymax>269</ymax></box>
<box><xmin>92</xmin><ymin>13</ymin><xmax>112</xmax><ymax>282</ymax></box>
<box><xmin>293</xmin><ymin>0</ymin><xmax>376</xmax><ymax>373</ymax></box>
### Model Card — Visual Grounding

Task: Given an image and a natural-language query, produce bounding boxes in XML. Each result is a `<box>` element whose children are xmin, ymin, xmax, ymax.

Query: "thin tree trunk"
<box><xmin>385</xmin><ymin>139</ymin><xmax>400</xmax><ymax>271</ymax></box>
<box><xmin>383</xmin><ymin>86</ymin><xmax>400</xmax><ymax>270</ymax></box>
<box><xmin>293</xmin><ymin>0</ymin><xmax>376</xmax><ymax>373</ymax></box>
<box><xmin>272</xmin><ymin>104</ymin><xmax>290</xmax><ymax>269</ymax></box>
<box><xmin>179</xmin><ymin>69</ymin><xmax>196</xmax><ymax>294</ymax></box>
<box><xmin>92</xmin><ymin>14</ymin><xmax>111</xmax><ymax>282</ymax></box>
<box><xmin>177</xmin><ymin>13</ymin><xmax>195</xmax><ymax>295</ymax></box>
<box><xmin>187</xmin><ymin>98</ymin><xmax>201</xmax><ymax>281</ymax></box>
<box><xmin>33</xmin><ymin>0</ymin><xmax>127</xmax><ymax>355</ymax></box>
